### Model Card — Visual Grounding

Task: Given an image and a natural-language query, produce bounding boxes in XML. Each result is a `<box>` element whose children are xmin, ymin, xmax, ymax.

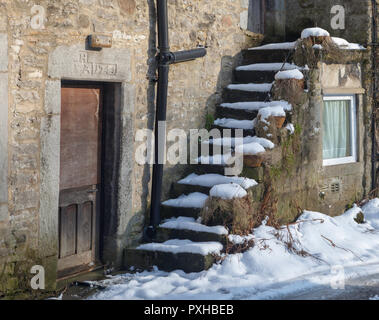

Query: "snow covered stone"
<box><xmin>214</xmin><ymin>118</ymin><xmax>256</xmax><ymax>130</ymax></box>
<box><xmin>301</xmin><ymin>27</ymin><xmax>330</xmax><ymax>39</ymax></box>
<box><xmin>227</xmin><ymin>83</ymin><xmax>272</xmax><ymax>92</ymax></box>
<box><xmin>178</xmin><ymin>173</ymin><xmax>257</xmax><ymax>189</ymax></box>
<box><xmin>249</xmin><ymin>41</ymin><xmax>298</xmax><ymax>51</ymax></box>
<box><xmin>258</xmin><ymin>106</ymin><xmax>286</xmax><ymax>124</ymax></box>
<box><xmin>162</xmin><ymin>193</ymin><xmax>209</xmax><ymax>208</ymax></box>
<box><xmin>275</xmin><ymin>69</ymin><xmax>304</xmax><ymax>80</ymax></box>
<box><xmin>160</xmin><ymin>217</ymin><xmax>228</xmax><ymax>235</ymax></box>
<box><xmin>235</xmin><ymin>142</ymin><xmax>265</xmax><ymax>156</ymax></box>
<box><xmin>236</xmin><ymin>63</ymin><xmax>300</xmax><ymax>72</ymax></box>
<box><xmin>210</xmin><ymin>183</ymin><xmax>248</xmax><ymax>200</ymax></box>
<box><xmin>220</xmin><ymin>100</ymin><xmax>292</xmax><ymax>112</ymax></box>
<box><xmin>137</xmin><ymin>239</ymin><xmax>223</xmax><ymax>255</ymax></box>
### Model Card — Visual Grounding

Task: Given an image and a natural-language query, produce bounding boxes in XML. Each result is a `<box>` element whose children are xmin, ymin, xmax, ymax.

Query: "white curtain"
<box><xmin>323</xmin><ymin>100</ymin><xmax>351</xmax><ymax>160</ymax></box>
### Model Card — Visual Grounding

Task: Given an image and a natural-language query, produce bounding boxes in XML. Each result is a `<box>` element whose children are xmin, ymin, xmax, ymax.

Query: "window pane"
<box><xmin>323</xmin><ymin>100</ymin><xmax>351</xmax><ymax>160</ymax></box>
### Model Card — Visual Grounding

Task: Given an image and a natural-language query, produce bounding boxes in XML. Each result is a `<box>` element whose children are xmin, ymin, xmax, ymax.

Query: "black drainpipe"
<box><xmin>371</xmin><ymin>0</ymin><xmax>378</xmax><ymax>192</ymax></box>
<box><xmin>144</xmin><ymin>0</ymin><xmax>207</xmax><ymax>241</ymax></box>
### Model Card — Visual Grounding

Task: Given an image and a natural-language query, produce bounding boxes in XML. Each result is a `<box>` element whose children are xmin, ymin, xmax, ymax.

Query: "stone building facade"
<box><xmin>0</xmin><ymin>0</ymin><xmax>377</xmax><ymax>295</ymax></box>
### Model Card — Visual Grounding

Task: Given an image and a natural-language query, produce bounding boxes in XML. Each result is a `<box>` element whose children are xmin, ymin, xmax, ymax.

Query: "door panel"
<box><xmin>58</xmin><ymin>86</ymin><xmax>102</xmax><ymax>277</ymax></box>
<box><xmin>59</xmin><ymin>205</ymin><xmax>77</xmax><ymax>258</ymax></box>
<box><xmin>60</xmin><ymin>88</ymin><xmax>101</xmax><ymax>191</ymax></box>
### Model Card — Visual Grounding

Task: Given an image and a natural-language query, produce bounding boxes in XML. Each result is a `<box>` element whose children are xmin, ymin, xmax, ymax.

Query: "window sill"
<box><xmin>323</xmin><ymin>157</ymin><xmax>357</xmax><ymax>167</ymax></box>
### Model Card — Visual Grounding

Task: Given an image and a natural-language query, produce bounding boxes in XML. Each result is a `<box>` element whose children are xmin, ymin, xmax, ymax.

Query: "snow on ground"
<box><xmin>90</xmin><ymin>200</ymin><xmax>379</xmax><ymax>300</ymax></box>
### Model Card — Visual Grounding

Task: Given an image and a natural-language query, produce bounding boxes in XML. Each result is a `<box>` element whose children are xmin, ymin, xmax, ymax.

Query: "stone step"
<box><xmin>171</xmin><ymin>173</ymin><xmax>258</xmax><ymax>198</ymax></box>
<box><xmin>185</xmin><ymin>164</ymin><xmax>228</xmax><ymax>176</ymax></box>
<box><xmin>211</xmin><ymin>125</ymin><xmax>255</xmax><ymax>137</ymax></box>
<box><xmin>222</xmin><ymin>88</ymin><xmax>270</xmax><ymax>102</ymax></box>
<box><xmin>216</xmin><ymin>105</ymin><xmax>258</xmax><ymax>120</ymax></box>
<box><xmin>241</xmin><ymin>49</ymin><xmax>293</xmax><ymax>64</ymax></box>
<box><xmin>160</xmin><ymin>204</ymin><xmax>201</xmax><ymax>219</ymax></box>
<box><xmin>172</xmin><ymin>183</ymin><xmax>211</xmax><ymax>198</ymax></box>
<box><xmin>156</xmin><ymin>227</ymin><xmax>228</xmax><ymax>245</ymax></box>
<box><xmin>156</xmin><ymin>218</ymin><xmax>228</xmax><ymax>245</ymax></box>
<box><xmin>234</xmin><ymin>70</ymin><xmax>276</xmax><ymax>84</ymax></box>
<box><xmin>124</xmin><ymin>248</ymin><xmax>218</xmax><ymax>273</ymax></box>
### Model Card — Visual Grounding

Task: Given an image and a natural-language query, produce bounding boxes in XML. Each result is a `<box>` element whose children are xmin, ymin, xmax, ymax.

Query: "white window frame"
<box><xmin>322</xmin><ymin>95</ymin><xmax>357</xmax><ymax>167</ymax></box>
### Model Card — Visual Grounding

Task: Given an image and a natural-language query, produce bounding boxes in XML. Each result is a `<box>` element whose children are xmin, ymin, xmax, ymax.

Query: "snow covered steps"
<box><xmin>124</xmin><ymin>240</ymin><xmax>223</xmax><ymax>273</ymax></box>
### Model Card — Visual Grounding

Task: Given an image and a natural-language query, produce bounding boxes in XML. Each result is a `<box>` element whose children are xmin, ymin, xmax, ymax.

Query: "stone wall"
<box><xmin>285</xmin><ymin>0</ymin><xmax>372</xmax><ymax>43</ymax></box>
<box><xmin>0</xmin><ymin>0</ymin><xmax>251</xmax><ymax>294</ymax></box>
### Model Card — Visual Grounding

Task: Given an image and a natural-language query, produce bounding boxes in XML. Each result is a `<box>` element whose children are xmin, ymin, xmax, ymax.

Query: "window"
<box><xmin>322</xmin><ymin>95</ymin><xmax>357</xmax><ymax>166</ymax></box>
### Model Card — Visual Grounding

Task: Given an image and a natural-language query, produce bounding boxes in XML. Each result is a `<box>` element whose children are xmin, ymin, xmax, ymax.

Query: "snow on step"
<box><xmin>214</xmin><ymin>118</ymin><xmax>256</xmax><ymax>130</ymax></box>
<box><xmin>258</xmin><ymin>106</ymin><xmax>286</xmax><ymax>124</ymax></box>
<box><xmin>236</xmin><ymin>63</ymin><xmax>301</xmax><ymax>72</ymax></box>
<box><xmin>227</xmin><ymin>83</ymin><xmax>272</xmax><ymax>92</ymax></box>
<box><xmin>332</xmin><ymin>37</ymin><xmax>365</xmax><ymax>50</ymax></box>
<box><xmin>275</xmin><ymin>69</ymin><xmax>304</xmax><ymax>80</ymax></box>
<box><xmin>210</xmin><ymin>183</ymin><xmax>247</xmax><ymax>200</ymax></box>
<box><xmin>195</xmin><ymin>154</ymin><xmax>231</xmax><ymax>165</ymax></box>
<box><xmin>249</xmin><ymin>41</ymin><xmax>298</xmax><ymax>51</ymax></box>
<box><xmin>137</xmin><ymin>239</ymin><xmax>223</xmax><ymax>255</ymax></box>
<box><xmin>178</xmin><ymin>173</ymin><xmax>257</xmax><ymax>189</ymax></box>
<box><xmin>204</xmin><ymin>136</ymin><xmax>275</xmax><ymax>149</ymax></box>
<box><xmin>160</xmin><ymin>217</ymin><xmax>228</xmax><ymax>235</ymax></box>
<box><xmin>220</xmin><ymin>100</ymin><xmax>292</xmax><ymax>112</ymax></box>
<box><xmin>301</xmin><ymin>27</ymin><xmax>330</xmax><ymax>39</ymax></box>
<box><xmin>235</xmin><ymin>142</ymin><xmax>265</xmax><ymax>155</ymax></box>
<box><xmin>162</xmin><ymin>193</ymin><xmax>208</xmax><ymax>209</ymax></box>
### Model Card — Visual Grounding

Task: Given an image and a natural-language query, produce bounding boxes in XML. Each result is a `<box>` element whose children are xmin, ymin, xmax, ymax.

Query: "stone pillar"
<box><xmin>0</xmin><ymin>28</ymin><xmax>8</xmax><ymax>222</ymax></box>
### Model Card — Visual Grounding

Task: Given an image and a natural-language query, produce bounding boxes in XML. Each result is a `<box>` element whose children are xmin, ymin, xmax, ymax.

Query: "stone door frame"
<box><xmin>40</xmin><ymin>43</ymin><xmax>135</xmax><ymax>279</ymax></box>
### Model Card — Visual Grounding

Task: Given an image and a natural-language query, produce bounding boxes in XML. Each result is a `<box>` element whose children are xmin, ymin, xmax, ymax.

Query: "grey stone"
<box><xmin>0</xmin><ymin>73</ymin><xmax>8</xmax><ymax>204</ymax></box>
<box><xmin>0</xmin><ymin>203</ymin><xmax>7</xmax><ymax>222</ymax></box>
<box><xmin>39</xmin><ymin>115</ymin><xmax>60</xmax><ymax>257</ymax></box>
<box><xmin>48</xmin><ymin>44</ymin><xmax>131</xmax><ymax>82</ymax></box>
<box><xmin>44</xmin><ymin>80</ymin><xmax>61</xmax><ymax>115</ymax></box>
<box><xmin>0</xmin><ymin>33</ymin><xmax>7</xmax><ymax>72</ymax></box>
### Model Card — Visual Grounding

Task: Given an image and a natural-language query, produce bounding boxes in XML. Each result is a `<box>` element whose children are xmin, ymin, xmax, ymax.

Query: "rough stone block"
<box><xmin>0</xmin><ymin>33</ymin><xmax>7</xmax><ymax>72</ymax></box>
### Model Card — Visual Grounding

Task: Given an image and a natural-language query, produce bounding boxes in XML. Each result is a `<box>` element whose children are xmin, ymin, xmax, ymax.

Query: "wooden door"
<box><xmin>248</xmin><ymin>0</ymin><xmax>265</xmax><ymax>34</ymax></box>
<box><xmin>58</xmin><ymin>86</ymin><xmax>102</xmax><ymax>277</ymax></box>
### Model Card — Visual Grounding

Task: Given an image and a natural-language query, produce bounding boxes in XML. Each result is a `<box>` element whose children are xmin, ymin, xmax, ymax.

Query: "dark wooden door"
<box><xmin>248</xmin><ymin>0</ymin><xmax>265</xmax><ymax>34</ymax></box>
<box><xmin>58</xmin><ymin>86</ymin><xmax>102</xmax><ymax>277</ymax></box>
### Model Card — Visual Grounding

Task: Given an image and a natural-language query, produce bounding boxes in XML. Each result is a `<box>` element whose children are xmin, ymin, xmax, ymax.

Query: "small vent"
<box><xmin>320</xmin><ymin>184</ymin><xmax>329</xmax><ymax>193</ymax></box>
<box><xmin>331</xmin><ymin>183</ymin><xmax>340</xmax><ymax>193</ymax></box>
